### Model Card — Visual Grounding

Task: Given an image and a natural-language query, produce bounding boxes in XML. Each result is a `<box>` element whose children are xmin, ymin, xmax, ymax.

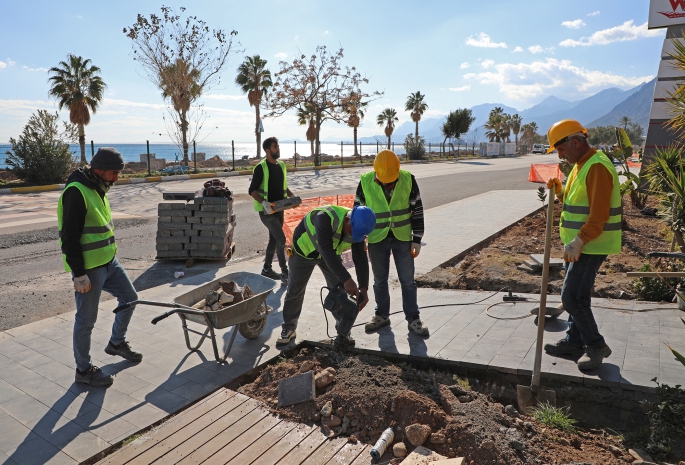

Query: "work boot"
<box><xmin>276</xmin><ymin>328</ymin><xmax>296</xmax><ymax>345</ymax></box>
<box><xmin>530</xmin><ymin>302</ymin><xmax>565</xmax><ymax>317</ymax></box>
<box><xmin>408</xmin><ymin>318</ymin><xmax>429</xmax><ymax>337</ymax></box>
<box><xmin>543</xmin><ymin>338</ymin><xmax>584</xmax><ymax>357</ymax></box>
<box><xmin>75</xmin><ymin>365</ymin><xmax>113</xmax><ymax>387</ymax></box>
<box><xmin>365</xmin><ymin>315</ymin><xmax>390</xmax><ymax>332</ymax></box>
<box><xmin>280</xmin><ymin>268</ymin><xmax>289</xmax><ymax>285</ymax></box>
<box><xmin>577</xmin><ymin>344</ymin><xmax>612</xmax><ymax>371</ymax></box>
<box><xmin>261</xmin><ymin>267</ymin><xmax>281</xmax><ymax>280</ymax></box>
<box><xmin>105</xmin><ymin>340</ymin><xmax>143</xmax><ymax>362</ymax></box>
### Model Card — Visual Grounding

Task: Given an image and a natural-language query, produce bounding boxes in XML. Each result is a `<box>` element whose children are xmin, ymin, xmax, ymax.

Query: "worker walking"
<box><xmin>544</xmin><ymin>120</ymin><xmax>621</xmax><ymax>371</ymax></box>
<box><xmin>57</xmin><ymin>148</ymin><xmax>142</xmax><ymax>387</ymax></box>
<box><xmin>249</xmin><ymin>137</ymin><xmax>295</xmax><ymax>284</ymax></box>
<box><xmin>356</xmin><ymin>150</ymin><xmax>428</xmax><ymax>337</ymax></box>
<box><xmin>277</xmin><ymin>205</ymin><xmax>376</xmax><ymax>346</ymax></box>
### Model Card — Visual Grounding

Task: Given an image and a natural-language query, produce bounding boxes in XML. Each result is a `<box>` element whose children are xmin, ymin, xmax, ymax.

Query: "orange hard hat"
<box><xmin>546</xmin><ymin>119</ymin><xmax>588</xmax><ymax>153</ymax></box>
<box><xmin>373</xmin><ymin>150</ymin><xmax>401</xmax><ymax>183</ymax></box>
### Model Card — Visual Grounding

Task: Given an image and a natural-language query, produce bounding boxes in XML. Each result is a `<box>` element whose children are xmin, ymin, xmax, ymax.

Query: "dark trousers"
<box><xmin>561</xmin><ymin>253</ymin><xmax>607</xmax><ymax>349</ymax></box>
<box><xmin>259</xmin><ymin>210</ymin><xmax>287</xmax><ymax>271</ymax></box>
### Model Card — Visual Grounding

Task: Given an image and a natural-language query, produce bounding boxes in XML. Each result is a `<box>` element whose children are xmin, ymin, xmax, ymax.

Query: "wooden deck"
<box><xmin>97</xmin><ymin>388</ymin><xmax>375</xmax><ymax>465</ymax></box>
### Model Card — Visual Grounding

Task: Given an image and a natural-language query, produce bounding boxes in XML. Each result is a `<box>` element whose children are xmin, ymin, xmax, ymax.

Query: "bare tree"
<box><xmin>264</xmin><ymin>46</ymin><xmax>381</xmax><ymax>166</ymax></box>
<box><xmin>123</xmin><ymin>6</ymin><xmax>239</xmax><ymax>164</ymax></box>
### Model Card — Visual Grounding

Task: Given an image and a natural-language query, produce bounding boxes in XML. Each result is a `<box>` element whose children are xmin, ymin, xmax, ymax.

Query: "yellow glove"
<box><xmin>546</xmin><ymin>178</ymin><xmax>562</xmax><ymax>195</ymax></box>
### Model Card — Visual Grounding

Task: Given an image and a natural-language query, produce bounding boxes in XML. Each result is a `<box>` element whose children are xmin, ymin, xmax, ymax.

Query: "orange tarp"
<box><xmin>283</xmin><ymin>194</ymin><xmax>356</xmax><ymax>246</ymax></box>
<box><xmin>627</xmin><ymin>160</ymin><xmax>642</xmax><ymax>169</ymax></box>
<box><xmin>528</xmin><ymin>164</ymin><xmax>564</xmax><ymax>183</ymax></box>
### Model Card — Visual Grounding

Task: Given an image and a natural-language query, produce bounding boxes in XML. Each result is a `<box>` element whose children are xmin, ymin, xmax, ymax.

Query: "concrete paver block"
<box><xmin>399</xmin><ymin>445</ymin><xmax>447</xmax><ymax>464</ymax></box>
<box><xmin>278</xmin><ymin>371</ymin><xmax>316</xmax><ymax>407</ymax></box>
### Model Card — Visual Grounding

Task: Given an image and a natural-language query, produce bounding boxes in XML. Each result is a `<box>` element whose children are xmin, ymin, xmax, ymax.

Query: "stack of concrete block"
<box><xmin>156</xmin><ymin>196</ymin><xmax>236</xmax><ymax>260</ymax></box>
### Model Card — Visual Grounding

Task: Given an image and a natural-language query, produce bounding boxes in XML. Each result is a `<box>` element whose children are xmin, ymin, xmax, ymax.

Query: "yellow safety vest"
<box><xmin>360</xmin><ymin>170</ymin><xmax>412</xmax><ymax>243</ymax></box>
<box><xmin>295</xmin><ymin>205</ymin><xmax>353</xmax><ymax>258</ymax></box>
<box><xmin>253</xmin><ymin>159</ymin><xmax>287</xmax><ymax>211</ymax></box>
<box><xmin>559</xmin><ymin>151</ymin><xmax>622</xmax><ymax>255</ymax></box>
<box><xmin>57</xmin><ymin>182</ymin><xmax>117</xmax><ymax>272</ymax></box>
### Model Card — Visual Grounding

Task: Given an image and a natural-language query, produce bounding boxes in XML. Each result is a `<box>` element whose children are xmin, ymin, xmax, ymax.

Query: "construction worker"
<box><xmin>356</xmin><ymin>150</ymin><xmax>428</xmax><ymax>337</ymax></box>
<box><xmin>277</xmin><ymin>205</ymin><xmax>376</xmax><ymax>346</ymax></box>
<box><xmin>249</xmin><ymin>137</ymin><xmax>295</xmax><ymax>284</ymax></box>
<box><xmin>544</xmin><ymin>120</ymin><xmax>621</xmax><ymax>371</ymax></box>
<box><xmin>57</xmin><ymin>148</ymin><xmax>142</xmax><ymax>387</ymax></box>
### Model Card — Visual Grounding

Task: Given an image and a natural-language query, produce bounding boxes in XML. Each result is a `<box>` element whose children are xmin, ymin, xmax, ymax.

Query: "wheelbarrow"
<box><xmin>112</xmin><ymin>272</ymin><xmax>277</xmax><ymax>363</ymax></box>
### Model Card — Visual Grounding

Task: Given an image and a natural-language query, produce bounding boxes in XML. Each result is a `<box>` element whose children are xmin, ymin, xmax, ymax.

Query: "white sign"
<box><xmin>504</xmin><ymin>142</ymin><xmax>516</xmax><ymax>155</ymax></box>
<box><xmin>486</xmin><ymin>143</ymin><xmax>500</xmax><ymax>156</ymax></box>
<box><xmin>649</xmin><ymin>0</ymin><xmax>685</xmax><ymax>29</ymax></box>
<box><xmin>258</xmin><ymin>119</ymin><xmax>264</xmax><ymax>133</ymax></box>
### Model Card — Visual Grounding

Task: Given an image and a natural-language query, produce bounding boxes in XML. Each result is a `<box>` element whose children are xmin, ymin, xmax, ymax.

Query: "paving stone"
<box><xmin>278</xmin><ymin>371</ymin><xmax>316</xmax><ymax>407</ymax></box>
<box><xmin>4</xmin><ymin>435</ymin><xmax>78</xmax><ymax>464</ymax></box>
<box><xmin>0</xmin><ymin>411</ymin><xmax>38</xmax><ymax>453</ymax></box>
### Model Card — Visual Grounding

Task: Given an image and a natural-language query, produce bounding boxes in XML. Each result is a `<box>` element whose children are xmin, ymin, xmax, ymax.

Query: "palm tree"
<box><xmin>297</xmin><ymin>105</ymin><xmax>317</xmax><ymax>159</ymax></box>
<box><xmin>521</xmin><ymin>122</ymin><xmax>539</xmax><ymax>149</ymax></box>
<box><xmin>48</xmin><ymin>54</ymin><xmax>106</xmax><ymax>164</ymax></box>
<box><xmin>377</xmin><ymin>108</ymin><xmax>399</xmax><ymax>149</ymax></box>
<box><xmin>405</xmin><ymin>91</ymin><xmax>428</xmax><ymax>139</ymax></box>
<box><xmin>342</xmin><ymin>92</ymin><xmax>367</xmax><ymax>157</ymax></box>
<box><xmin>236</xmin><ymin>55</ymin><xmax>272</xmax><ymax>159</ymax></box>
<box><xmin>484</xmin><ymin>107</ymin><xmax>509</xmax><ymax>143</ymax></box>
<box><xmin>509</xmin><ymin>114</ymin><xmax>523</xmax><ymax>153</ymax></box>
<box><xmin>619</xmin><ymin>116</ymin><xmax>631</xmax><ymax>131</ymax></box>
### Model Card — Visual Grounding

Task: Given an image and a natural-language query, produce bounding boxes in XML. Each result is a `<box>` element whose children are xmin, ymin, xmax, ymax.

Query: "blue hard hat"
<box><xmin>350</xmin><ymin>205</ymin><xmax>376</xmax><ymax>242</ymax></box>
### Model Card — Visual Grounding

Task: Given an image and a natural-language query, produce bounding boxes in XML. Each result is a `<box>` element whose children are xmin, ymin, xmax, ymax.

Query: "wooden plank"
<box><xmin>324</xmin><ymin>441</ymin><xmax>368</xmax><ymax>465</ymax></box>
<box><xmin>275</xmin><ymin>427</ymin><xmax>329</xmax><ymax>465</ymax></box>
<box><xmin>225</xmin><ymin>420</ymin><xmax>299</xmax><ymax>465</ymax></box>
<box><xmin>174</xmin><ymin>404</ymin><xmax>269</xmax><ymax>465</ymax></box>
<box><xmin>301</xmin><ymin>437</ymin><xmax>348</xmax><ymax>465</ymax></box>
<box><xmin>131</xmin><ymin>392</ymin><xmax>249</xmax><ymax>465</ymax></box>
<box><xmin>626</xmin><ymin>272</ymin><xmax>685</xmax><ymax>277</ymax></box>
<box><xmin>98</xmin><ymin>388</ymin><xmax>234</xmax><ymax>465</ymax></box>
<box><xmin>203</xmin><ymin>415</ymin><xmax>283</xmax><ymax>465</ymax></box>
<box><xmin>348</xmin><ymin>445</ymin><xmax>374</xmax><ymax>465</ymax></box>
<box><xmin>249</xmin><ymin>424</ymin><xmax>317</xmax><ymax>465</ymax></box>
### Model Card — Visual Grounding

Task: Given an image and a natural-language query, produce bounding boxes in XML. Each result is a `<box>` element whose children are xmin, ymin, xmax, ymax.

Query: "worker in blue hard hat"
<box><xmin>276</xmin><ymin>205</ymin><xmax>376</xmax><ymax>346</ymax></box>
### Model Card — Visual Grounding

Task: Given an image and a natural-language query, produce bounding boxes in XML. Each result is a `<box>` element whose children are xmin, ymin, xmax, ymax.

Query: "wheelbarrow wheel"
<box><xmin>238</xmin><ymin>316</ymin><xmax>267</xmax><ymax>339</ymax></box>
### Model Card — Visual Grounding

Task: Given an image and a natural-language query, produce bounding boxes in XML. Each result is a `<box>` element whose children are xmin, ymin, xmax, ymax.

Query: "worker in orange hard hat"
<box><xmin>543</xmin><ymin>119</ymin><xmax>622</xmax><ymax>371</ymax></box>
<box><xmin>354</xmin><ymin>150</ymin><xmax>429</xmax><ymax>337</ymax></box>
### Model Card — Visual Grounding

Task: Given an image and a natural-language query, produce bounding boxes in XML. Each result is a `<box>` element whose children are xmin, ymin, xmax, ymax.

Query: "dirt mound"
<box><xmin>0</xmin><ymin>170</ymin><xmax>18</xmax><ymax>182</ymax></box>
<box><xmin>233</xmin><ymin>347</ymin><xmax>633</xmax><ymax>464</ymax></box>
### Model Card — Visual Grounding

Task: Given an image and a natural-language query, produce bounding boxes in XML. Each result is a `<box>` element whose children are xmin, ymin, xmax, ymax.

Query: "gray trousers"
<box><xmin>281</xmin><ymin>252</ymin><xmax>340</xmax><ymax>331</ymax></box>
<box><xmin>259</xmin><ymin>211</ymin><xmax>287</xmax><ymax>271</ymax></box>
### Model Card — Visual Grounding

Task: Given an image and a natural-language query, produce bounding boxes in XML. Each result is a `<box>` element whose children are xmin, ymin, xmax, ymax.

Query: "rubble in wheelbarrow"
<box><xmin>191</xmin><ymin>280</ymin><xmax>254</xmax><ymax>312</ymax></box>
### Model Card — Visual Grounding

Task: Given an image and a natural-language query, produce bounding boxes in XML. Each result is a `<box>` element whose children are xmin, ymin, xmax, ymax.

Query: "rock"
<box><xmin>361</xmin><ymin>408</ymin><xmax>369</xmax><ymax>415</ymax></box>
<box><xmin>504</xmin><ymin>405</ymin><xmax>520</xmax><ymax>418</ymax></box>
<box><xmin>400</xmin><ymin>446</ymin><xmax>447</xmax><ymax>464</ymax></box>
<box><xmin>570</xmin><ymin>437</ymin><xmax>582</xmax><ymax>449</ymax></box>
<box><xmin>480</xmin><ymin>439</ymin><xmax>495</xmax><ymax>449</ymax></box>
<box><xmin>510</xmin><ymin>439</ymin><xmax>526</xmax><ymax>451</ymax></box>
<box><xmin>523</xmin><ymin>422</ymin><xmax>534</xmax><ymax>431</ymax></box>
<box><xmin>218</xmin><ymin>291</ymin><xmax>234</xmax><ymax>304</ymax></box>
<box><xmin>430</xmin><ymin>433</ymin><xmax>447</xmax><ymax>444</ymax></box>
<box><xmin>210</xmin><ymin>302</ymin><xmax>222</xmax><ymax>311</ymax></box>
<box><xmin>315</xmin><ymin>368</ymin><xmax>336</xmax><ymax>388</ymax></box>
<box><xmin>393</xmin><ymin>442</ymin><xmax>408</xmax><ymax>458</ymax></box>
<box><xmin>559</xmin><ymin>438</ymin><xmax>570</xmax><ymax>446</ymax></box>
<box><xmin>314</xmin><ymin>413</ymin><xmax>320</xmax><ymax>421</ymax></box>
<box><xmin>458</xmin><ymin>395</ymin><xmax>472</xmax><ymax>403</ymax></box>
<box><xmin>341</xmin><ymin>416</ymin><xmax>350</xmax><ymax>433</ymax></box>
<box><xmin>336</xmin><ymin>407</ymin><xmax>344</xmax><ymax>417</ymax></box>
<box><xmin>633</xmin><ymin>462</ymin><xmax>658</xmax><ymax>465</ymax></box>
<box><xmin>205</xmin><ymin>289</ymin><xmax>220</xmax><ymax>306</ymax></box>
<box><xmin>608</xmin><ymin>445</ymin><xmax>623</xmax><ymax>456</ymax></box>
<box><xmin>351</xmin><ymin>418</ymin><xmax>359</xmax><ymax>427</ymax></box>
<box><xmin>449</xmin><ymin>384</ymin><xmax>468</xmax><ymax>396</ymax></box>
<box><xmin>405</xmin><ymin>423</ymin><xmax>432</xmax><ymax>447</ymax></box>
<box><xmin>299</xmin><ymin>360</ymin><xmax>315</xmax><ymax>373</ymax></box>
<box><xmin>320</xmin><ymin>401</ymin><xmax>333</xmax><ymax>417</ymax></box>
<box><xmin>629</xmin><ymin>449</ymin><xmax>654</xmax><ymax>463</ymax></box>
<box><xmin>321</xmin><ymin>415</ymin><xmax>342</xmax><ymax>428</ymax></box>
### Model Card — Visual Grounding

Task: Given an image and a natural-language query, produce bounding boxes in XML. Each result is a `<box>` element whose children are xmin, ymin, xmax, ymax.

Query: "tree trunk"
<box><xmin>415</xmin><ymin>120</ymin><xmax>419</xmax><ymax>139</ymax></box>
<box><xmin>515</xmin><ymin>133</ymin><xmax>519</xmax><ymax>154</ymax></box>
<box><xmin>78</xmin><ymin>124</ymin><xmax>86</xmax><ymax>165</ymax></box>
<box><xmin>181</xmin><ymin>109</ymin><xmax>189</xmax><ymax>165</ymax></box>
<box><xmin>387</xmin><ymin>133</ymin><xmax>391</xmax><ymax>150</ymax></box>
<box><xmin>353</xmin><ymin>126</ymin><xmax>358</xmax><ymax>156</ymax></box>
<box><xmin>256</xmin><ymin>104</ymin><xmax>262</xmax><ymax>159</ymax></box>
<box><xmin>315</xmin><ymin>111</ymin><xmax>322</xmax><ymax>166</ymax></box>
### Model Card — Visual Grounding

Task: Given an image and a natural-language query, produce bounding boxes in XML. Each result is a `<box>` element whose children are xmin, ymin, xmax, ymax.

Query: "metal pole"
<box><xmin>232</xmin><ymin>140</ymin><xmax>235</xmax><ymax>171</ymax></box>
<box><xmin>294</xmin><ymin>141</ymin><xmax>297</xmax><ymax>168</ymax></box>
<box><xmin>193</xmin><ymin>140</ymin><xmax>197</xmax><ymax>172</ymax></box>
<box><xmin>376</xmin><ymin>141</ymin><xmax>379</xmax><ymax>154</ymax></box>
<box><xmin>359</xmin><ymin>141</ymin><xmax>362</xmax><ymax>163</ymax></box>
<box><xmin>90</xmin><ymin>140</ymin><xmax>94</xmax><ymax>158</ymax></box>
<box><xmin>146</xmin><ymin>140</ymin><xmax>151</xmax><ymax>176</ymax></box>
<box><xmin>341</xmin><ymin>141</ymin><xmax>343</xmax><ymax>166</ymax></box>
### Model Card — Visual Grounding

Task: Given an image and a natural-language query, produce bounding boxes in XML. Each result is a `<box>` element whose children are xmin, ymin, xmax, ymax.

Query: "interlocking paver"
<box><xmin>3</xmin><ymin>435</ymin><xmax>77</xmax><ymax>465</ymax></box>
<box><xmin>0</xmin><ymin>411</ymin><xmax>38</xmax><ymax>453</ymax></box>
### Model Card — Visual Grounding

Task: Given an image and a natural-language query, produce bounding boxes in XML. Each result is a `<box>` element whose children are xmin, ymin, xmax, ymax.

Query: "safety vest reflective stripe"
<box><xmin>560</xmin><ymin>220</ymin><xmax>622</xmax><ymax>231</ymax></box>
<box><xmin>304</xmin><ymin>206</ymin><xmax>343</xmax><ymax>254</ymax></box>
<box><xmin>80</xmin><ymin>236</ymin><xmax>116</xmax><ymax>251</ymax></box>
<box><xmin>562</xmin><ymin>205</ymin><xmax>623</xmax><ymax>216</ymax></box>
<box><xmin>253</xmin><ymin>160</ymin><xmax>287</xmax><ymax>211</ymax></box>
<box><xmin>373</xmin><ymin>217</ymin><xmax>412</xmax><ymax>229</ymax></box>
<box><xmin>373</xmin><ymin>208</ymin><xmax>411</xmax><ymax>219</ymax></box>
<box><xmin>297</xmin><ymin>205</ymin><xmax>351</xmax><ymax>257</ymax></box>
<box><xmin>59</xmin><ymin>221</ymin><xmax>114</xmax><ymax>237</ymax></box>
<box><xmin>361</xmin><ymin>170</ymin><xmax>412</xmax><ymax>243</ymax></box>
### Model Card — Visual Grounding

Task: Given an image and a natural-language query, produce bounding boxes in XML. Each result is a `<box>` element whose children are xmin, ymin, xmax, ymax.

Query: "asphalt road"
<box><xmin>0</xmin><ymin>155</ymin><xmax>557</xmax><ymax>331</ymax></box>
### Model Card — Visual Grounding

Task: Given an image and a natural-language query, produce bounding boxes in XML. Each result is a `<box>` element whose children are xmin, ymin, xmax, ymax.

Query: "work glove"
<box><xmin>546</xmin><ymin>178</ymin><xmax>563</xmax><ymax>198</ymax></box>
<box><xmin>563</xmin><ymin>236</ymin><xmax>584</xmax><ymax>263</ymax></box>
<box><xmin>343</xmin><ymin>278</ymin><xmax>359</xmax><ymax>299</ymax></box>
<box><xmin>358</xmin><ymin>288</ymin><xmax>369</xmax><ymax>312</ymax></box>
<box><xmin>73</xmin><ymin>275</ymin><xmax>92</xmax><ymax>293</ymax></box>
<box><xmin>261</xmin><ymin>201</ymin><xmax>275</xmax><ymax>215</ymax></box>
<box><xmin>411</xmin><ymin>242</ymin><xmax>421</xmax><ymax>258</ymax></box>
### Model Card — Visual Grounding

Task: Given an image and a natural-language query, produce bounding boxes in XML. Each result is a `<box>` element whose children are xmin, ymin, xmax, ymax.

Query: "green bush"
<box><xmin>404</xmin><ymin>134</ymin><xmax>426</xmax><ymax>160</ymax></box>
<box><xmin>530</xmin><ymin>402</ymin><xmax>577</xmax><ymax>432</ymax></box>
<box><xmin>642</xmin><ymin>379</ymin><xmax>685</xmax><ymax>460</ymax></box>
<box><xmin>633</xmin><ymin>263</ymin><xmax>685</xmax><ymax>302</ymax></box>
<box><xmin>6</xmin><ymin>110</ymin><xmax>78</xmax><ymax>185</ymax></box>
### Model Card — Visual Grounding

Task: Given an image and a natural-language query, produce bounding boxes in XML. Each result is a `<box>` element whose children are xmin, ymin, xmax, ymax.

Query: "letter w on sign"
<box><xmin>670</xmin><ymin>0</ymin><xmax>685</xmax><ymax>11</ymax></box>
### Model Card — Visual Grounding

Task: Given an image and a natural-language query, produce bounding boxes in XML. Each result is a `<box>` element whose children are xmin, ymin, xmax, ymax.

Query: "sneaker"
<box><xmin>408</xmin><ymin>318</ymin><xmax>429</xmax><ymax>337</ymax></box>
<box><xmin>543</xmin><ymin>338</ymin><xmax>585</xmax><ymax>356</ymax></box>
<box><xmin>577</xmin><ymin>344</ymin><xmax>612</xmax><ymax>371</ymax></box>
<box><xmin>280</xmin><ymin>268</ymin><xmax>289</xmax><ymax>285</ymax></box>
<box><xmin>105</xmin><ymin>341</ymin><xmax>143</xmax><ymax>362</ymax></box>
<box><xmin>276</xmin><ymin>328</ymin><xmax>296</xmax><ymax>345</ymax></box>
<box><xmin>261</xmin><ymin>267</ymin><xmax>281</xmax><ymax>280</ymax></box>
<box><xmin>75</xmin><ymin>366</ymin><xmax>113</xmax><ymax>387</ymax></box>
<box><xmin>365</xmin><ymin>315</ymin><xmax>390</xmax><ymax>332</ymax></box>
<box><xmin>530</xmin><ymin>303</ymin><xmax>565</xmax><ymax>317</ymax></box>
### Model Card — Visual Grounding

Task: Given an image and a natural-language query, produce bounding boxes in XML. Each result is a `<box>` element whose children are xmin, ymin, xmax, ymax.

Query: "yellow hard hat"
<box><xmin>546</xmin><ymin>119</ymin><xmax>588</xmax><ymax>153</ymax></box>
<box><xmin>373</xmin><ymin>150</ymin><xmax>401</xmax><ymax>183</ymax></box>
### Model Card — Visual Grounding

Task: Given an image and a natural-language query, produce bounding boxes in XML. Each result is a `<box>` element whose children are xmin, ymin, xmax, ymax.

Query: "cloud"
<box><xmin>561</xmin><ymin>19</ymin><xmax>585</xmax><ymax>29</ymax></box>
<box><xmin>0</xmin><ymin>61</ymin><xmax>6</xmax><ymax>70</ymax></box>
<box><xmin>463</xmin><ymin>57</ymin><xmax>653</xmax><ymax>101</ymax></box>
<box><xmin>274</xmin><ymin>52</ymin><xmax>287</xmax><ymax>60</ymax></box>
<box><xmin>203</xmin><ymin>94</ymin><xmax>244</xmax><ymax>101</ymax></box>
<box><xmin>293</xmin><ymin>35</ymin><xmax>299</xmax><ymax>41</ymax></box>
<box><xmin>460</xmin><ymin>62</ymin><xmax>470</xmax><ymax>69</ymax></box>
<box><xmin>324</xmin><ymin>30</ymin><xmax>329</xmax><ymax>35</ymax></box>
<box><xmin>7</xmin><ymin>58</ymin><xmax>16</xmax><ymax>66</ymax></box>
<box><xmin>560</xmin><ymin>20</ymin><xmax>663</xmax><ymax>47</ymax></box>
<box><xmin>465</xmin><ymin>32</ymin><xmax>507</xmax><ymax>48</ymax></box>
<box><xmin>528</xmin><ymin>45</ymin><xmax>544</xmax><ymax>54</ymax></box>
<box><xmin>107</xmin><ymin>90</ymin><xmax>116</xmax><ymax>96</ymax></box>
<box><xmin>22</xmin><ymin>66</ymin><xmax>48</xmax><ymax>72</ymax></box>
<box><xmin>512</xmin><ymin>46</ymin><xmax>524</xmax><ymax>53</ymax></box>
<box><xmin>481</xmin><ymin>59</ymin><xmax>495</xmax><ymax>68</ymax></box>
<box><xmin>449</xmin><ymin>86</ymin><xmax>471</xmax><ymax>92</ymax></box>
<box><xmin>588</xmin><ymin>11</ymin><xmax>600</xmax><ymax>16</ymax></box>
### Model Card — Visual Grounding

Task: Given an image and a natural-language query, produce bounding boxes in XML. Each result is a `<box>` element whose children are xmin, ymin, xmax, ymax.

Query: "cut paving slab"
<box><xmin>1</xmin><ymin>190</ymin><xmax>684</xmax><ymax>464</ymax></box>
<box><xmin>278</xmin><ymin>371</ymin><xmax>316</xmax><ymax>407</ymax></box>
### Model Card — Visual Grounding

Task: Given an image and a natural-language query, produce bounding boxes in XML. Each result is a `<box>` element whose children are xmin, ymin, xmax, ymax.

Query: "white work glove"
<box><xmin>411</xmin><ymin>242</ymin><xmax>421</xmax><ymax>258</ymax></box>
<box><xmin>261</xmin><ymin>201</ymin><xmax>275</xmax><ymax>215</ymax></box>
<box><xmin>563</xmin><ymin>236</ymin><xmax>584</xmax><ymax>263</ymax></box>
<box><xmin>73</xmin><ymin>275</ymin><xmax>92</xmax><ymax>293</ymax></box>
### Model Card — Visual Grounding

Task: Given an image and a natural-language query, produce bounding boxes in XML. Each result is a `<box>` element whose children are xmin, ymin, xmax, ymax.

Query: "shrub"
<box><xmin>6</xmin><ymin>110</ymin><xmax>78</xmax><ymax>185</ymax></box>
<box><xmin>404</xmin><ymin>134</ymin><xmax>426</xmax><ymax>160</ymax></box>
<box><xmin>642</xmin><ymin>379</ymin><xmax>685</xmax><ymax>460</ymax></box>
<box><xmin>633</xmin><ymin>263</ymin><xmax>685</xmax><ymax>302</ymax></box>
<box><xmin>530</xmin><ymin>402</ymin><xmax>577</xmax><ymax>432</ymax></box>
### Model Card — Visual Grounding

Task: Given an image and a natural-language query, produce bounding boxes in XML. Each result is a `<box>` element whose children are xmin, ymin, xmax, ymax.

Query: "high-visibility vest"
<box><xmin>253</xmin><ymin>159</ymin><xmax>287</xmax><ymax>211</ymax></box>
<box><xmin>295</xmin><ymin>205</ymin><xmax>353</xmax><ymax>258</ymax></box>
<box><xmin>360</xmin><ymin>170</ymin><xmax>412</xmax><ymax>243</ymax></box>
<box><xmin>560</xmin><ymin>151</ymin><xmax>622</xmax><ymax>255</ymax></box>
<box><xmin>57</xmin><ymin>182</ymin><xmax>117</xmax><ymax>272</ymax></box>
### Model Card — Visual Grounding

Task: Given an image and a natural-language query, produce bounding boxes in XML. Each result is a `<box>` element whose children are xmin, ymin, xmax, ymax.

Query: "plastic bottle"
<box><xmin>174</xmin><ymin>271</ymin><xmax>184</xmax><ymax>278</ymax></box>
<box><xmin>370</xmin><ymin>427</ymin><xmax>394</xmax><ymax>459</ymax></box>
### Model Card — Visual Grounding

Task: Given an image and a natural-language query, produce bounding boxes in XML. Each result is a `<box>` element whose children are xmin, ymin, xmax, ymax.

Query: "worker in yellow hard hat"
<box><xmin>543</xmin><ymin>119</ymin><xmax>621</xmax><ymax>371</ymax></box>
<box><xmin>355</xmin><ymin>150</ymin><xmax>429</xmax><ymax>337</ymax></box>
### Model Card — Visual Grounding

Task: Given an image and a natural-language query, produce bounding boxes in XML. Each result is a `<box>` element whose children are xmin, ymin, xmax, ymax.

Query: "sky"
<box><xmin>0</xmin><ymin>0</ymin><xmax>667</xmax><ymax>144</ymax></box>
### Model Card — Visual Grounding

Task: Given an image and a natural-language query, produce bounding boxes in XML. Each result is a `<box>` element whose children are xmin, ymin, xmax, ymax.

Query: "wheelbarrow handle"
<box><xmin>151</xmin><ymin>308</ymin><xmax>208</xmax><ymax>325</ymax></box>
<box><xmin>112</xmin><ymin>299</ymin><xmax>197</xmax><ymax>314</ymax></box>
<box><xmin>647</xmin><ymin>251</ymin><xmax>685</xmax><ymax>261</ymax></box>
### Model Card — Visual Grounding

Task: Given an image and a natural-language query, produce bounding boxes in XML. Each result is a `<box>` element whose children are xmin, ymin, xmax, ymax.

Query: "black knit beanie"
<box><xmin>91</xmin><ymin>148</ymin><xmax>125</xmax><ymax>170</ymax></box>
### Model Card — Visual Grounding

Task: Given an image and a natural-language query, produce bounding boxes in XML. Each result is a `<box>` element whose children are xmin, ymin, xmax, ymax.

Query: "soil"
<box><xmin>417</xmin><ymin>197</ymin><xmax>671</xmax><ymax>299</ymax></box>
<box><xmin>232</xmin><ymin>347</ymin><xmax>635</xmax><ymax>465</ymax></box>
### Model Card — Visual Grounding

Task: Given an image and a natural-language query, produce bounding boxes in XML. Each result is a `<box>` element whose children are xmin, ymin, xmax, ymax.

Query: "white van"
<box><xmin>532</xmin><ymin>144</ymin><xmax>545</xmax><ymax>154</ymax></box>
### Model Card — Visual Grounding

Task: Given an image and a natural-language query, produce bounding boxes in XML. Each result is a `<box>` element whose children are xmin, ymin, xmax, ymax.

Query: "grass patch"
<box><xmin>452</xmin><ymin>375</ymin><xmax>471</xmax><ymax>390</ymax></box>
<box><xmin>530</xmin><ymin>402</ymin><xmax>577</xmax><ymax>432</ymax></box>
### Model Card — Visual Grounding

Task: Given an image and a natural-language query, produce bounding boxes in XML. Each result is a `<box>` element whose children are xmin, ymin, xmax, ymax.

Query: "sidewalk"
<box><xmin>0</xmin><ymin>190</ymin><xmax>683</xmax><ymax>464</ymax></box>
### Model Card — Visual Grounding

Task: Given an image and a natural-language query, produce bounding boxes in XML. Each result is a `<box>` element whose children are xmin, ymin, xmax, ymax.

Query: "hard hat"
<box><xmin>546</xmin><ymin>120</ymin><xmax>587</xmax><ymax>153</ymax></box>
<box><xmin>373</xmin><ymin>150</ymin><xmax>401</xmax><ymax>183</ymax></box>
<box><xmin>349</xmin><ymin>205</ymin><xmax>376</xmax><ymax>242</ymax></box>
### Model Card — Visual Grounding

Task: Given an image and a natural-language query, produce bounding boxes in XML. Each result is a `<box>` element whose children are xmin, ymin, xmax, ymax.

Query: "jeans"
<box><xmin>259</xmin><ymin>211</ymin><xmax>287</xmax><ymax>271</ymax></box>
<box><xmin>73</xmin><ymin>257</ymin><xmax>138</xmax><ymax>371</ymax></box>
<box><xmin>561</xmin><ymin>253</ymin><xmax>607</xmax><ymax>349</ymax></box>
<box><xmin>368</xmin><ymin>236</ymin><xmax>419</xmax><ymax>321</ymax></box>
<box><xmin>281</xmin><ymin>252</ymin><xmax>339</xmax><ymax>331</ymax></box>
